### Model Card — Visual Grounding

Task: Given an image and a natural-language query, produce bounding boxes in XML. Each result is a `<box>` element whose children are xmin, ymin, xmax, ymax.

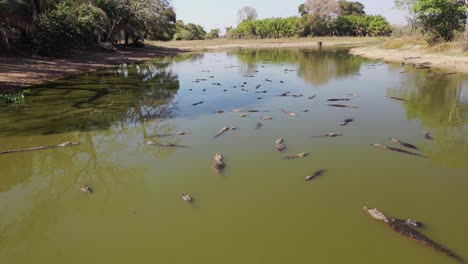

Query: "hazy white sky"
<box><xmin>173</xmin><ymin>0</ymin><xmax>407</xmax><ymax>31</ymax></box>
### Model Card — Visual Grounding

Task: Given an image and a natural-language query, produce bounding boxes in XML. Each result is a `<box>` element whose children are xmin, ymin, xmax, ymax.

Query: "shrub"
<box><xmin>33</xmin><ymin>0</ymin><xmax>101</xmax><ymax>54</ymax></box>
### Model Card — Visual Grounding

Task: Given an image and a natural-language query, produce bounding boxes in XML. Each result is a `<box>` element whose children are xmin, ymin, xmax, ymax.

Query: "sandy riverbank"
<box><xmin>350</xmin><ymin>44</ymin><xmax>468</xmax><ymax>74</ymax></box>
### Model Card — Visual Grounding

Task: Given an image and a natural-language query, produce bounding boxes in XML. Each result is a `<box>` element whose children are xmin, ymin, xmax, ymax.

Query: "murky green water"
<box><xmin>1</xmin><ymin>48</ymin><xmax>467</xmax><ymax>264</ymax></box>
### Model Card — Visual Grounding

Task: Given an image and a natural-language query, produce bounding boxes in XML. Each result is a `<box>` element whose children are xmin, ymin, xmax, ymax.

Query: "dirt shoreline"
<box><xmin>0</xmin><ymin>37</ymin><xmax>381</xmax><ymax>94</ymax></box>
<box><xmin>350</xmin><ymin>45</ymin><xmax>468</xmax><ymax>74</ymax></box>
<box><xmin>0</xmin><ymin>46</ymin><xmax>184</xmax><ymax>94</ymax></box>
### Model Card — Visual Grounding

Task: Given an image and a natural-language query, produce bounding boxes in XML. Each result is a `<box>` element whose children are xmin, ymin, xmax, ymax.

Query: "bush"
<box><xmin>230</xmin><ymin>17</ymin><xmax>302</xmax><ymax>39</ymax></box>
<box><xmin>413</xmin><ymin>0</ymin><xmax>466</xmax><ymax>44</ymax></box>
<box><xmin>33</xmin><ymin>0</ymin><xmax>101</xmax><ymax>54</ymax></box>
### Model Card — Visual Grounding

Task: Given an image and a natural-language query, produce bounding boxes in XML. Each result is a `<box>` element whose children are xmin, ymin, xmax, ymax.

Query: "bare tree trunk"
<box><xmin>0</xmin><ymin>27</ymin><xmax>9</xmax><ymax>51</ymax></box>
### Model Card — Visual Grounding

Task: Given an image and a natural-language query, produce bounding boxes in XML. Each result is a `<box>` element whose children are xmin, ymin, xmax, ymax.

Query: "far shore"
<box><xmin>4</xmin><ymin>36</ymin><xmax>468</xmax><ymax>94</ymax></box>
<box><xmin>350</xmin><ymin>44</ymin><xmax>468</xmax><ymax>74</ymax></box>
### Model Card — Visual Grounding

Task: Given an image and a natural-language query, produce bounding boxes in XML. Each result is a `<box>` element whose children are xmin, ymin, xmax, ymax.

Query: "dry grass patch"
<box><xmin>380</xmin><ymin>37</ymin><xmax>426</xmax><ymax>49</ymax></box>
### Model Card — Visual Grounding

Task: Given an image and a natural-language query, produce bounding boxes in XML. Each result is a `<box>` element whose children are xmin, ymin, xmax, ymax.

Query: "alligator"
<box><xmin>255</xmin><ymin>91</ymin><xmax>268</xmax><ymax>94</ymax></box>
<box><xmin>328</xmin><ymin>104</ymin><xmax>359</xmax><ymax>108</ymax></box>
<box><xmin>265</xmin><ymin>79</ymin><xmax>273</xmax><ymax>82</ymax></box>
<box><xmin>327</xmin><ymin>98</ymin><xmax>351</xmax><ymax>102</ymax></box>
<box><xmin>192</xmin><ymin>101</ymin><xmax>204</xmax><ymax>106</ymax></box>
<box><xmin>256</xmin><ymin>84</ymin><xmax>261</xmax><ymax>89</ymax></box>
<box><xmin>390</xmin><ymin>138</ymin><xmax>419</xmax><ymax>150</ymax></box>
<box><xmin>278</xmin><ymin>92</ymin><xmax>291</xmax><ymax>97</ymax></box>
<box><xmin>363</xmin><ymin>207</ymin><xmax>462</xmax><ymax>263</ymax></box>
<box><xmin>308</xmin><ymin>95</ymin><xmax>317</xmax><ymax>100</ymax></box>
<box><xmin>240</xmin><ymin>114</ymin><xmax>247</xmax><ymax>118</ymax></box>
<box><xmin>0</xmin><ymin>142</ymin><xmax>80</xmax><ymax>155</ymax></box>
<box><xmin>181</xmin><ymin>194</ymin><xmax>193</xmax><ymax>203</ymax></box>
<box><xmin>261</xmin><ymin>116</ymin><xmax>273</xmax><ymax>120</ymax></box>
<box><xmin>370</xmin><ymin>144</ymin><xmax>425</xmax><ymax>158</ymax></box>
<box><xmin>275</xmin><ymin>139</ymin><xmax>287</xmax><ymax>152</ymax></box>
<box><xmin>80</xmin><ymin>185</ymin><xmax>93</xmax><ymax>193</ymax></box>
<box><xmin>146</xmin><ymin>141</ymin><xmax>191</xmax><ymax>148</ymax></box>
<box><xmin>214</xmin><ymin>153</ymin><xmax>225</xmax><ymax>174</ymax></box>
<box><xmin>347</xmin><ymin>93</ymin><xmax>359</xmax><ymax>97</ymax></box>
<box><xmin>312</xmin><ymin>133</ymin><xmax>343</xmax><ymax>138</ymax></box>
<box><xmin>256</xmin><ymin>122</ymin><xmax>263</xmax><ymax>129</ymax></box>
<box><xmin>305</xmin><ymin>169</ymin><xmax>326</xmax><ymax>181</ymax></box>
<box><xmin>341</xmin><ymin>118</ymin><xmax>354</xmax><ymax>126</ymax></box>
<box><xmin>284</xmin><ymin>152</ymin><xmax>309</xmax><ymax>160</ymax></box>
<box><xmin>424</xmin><ymin>131</ymin><xmax>433</xmax><ymax>140</ymax></box>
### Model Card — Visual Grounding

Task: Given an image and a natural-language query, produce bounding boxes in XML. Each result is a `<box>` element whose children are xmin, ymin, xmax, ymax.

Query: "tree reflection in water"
<box><xmin>387</xmin><ymin>67</ymin><xmax>468</xmax><ymax>166</ymax></box>
<box><xmin>0</xmin><ymin>56</ymin><xmax>183</xmax><ymax>136</ymax></box>
<box><xmin>229</xmin><ymin>48</ymin><xmax>368</xmax><ymax>86</ymax></box>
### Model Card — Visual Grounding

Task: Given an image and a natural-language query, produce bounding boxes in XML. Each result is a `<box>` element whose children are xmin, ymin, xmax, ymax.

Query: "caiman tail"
<box><xmin>364</xmin><ymin>207</ymin><xmax>463</xmax><ymax>263</ymax></box>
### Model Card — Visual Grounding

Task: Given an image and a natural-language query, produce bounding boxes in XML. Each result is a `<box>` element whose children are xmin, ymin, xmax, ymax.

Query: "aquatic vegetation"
<box><xmin>0</xmin><ymin>89</ymin><xmax>29</xmax><ymax>104</ymax></box>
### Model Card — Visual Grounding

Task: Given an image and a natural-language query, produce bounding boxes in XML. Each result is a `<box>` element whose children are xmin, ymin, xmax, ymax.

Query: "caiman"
<box><xmin>214</xmin><ymin>127</ymin><xmax>230</xmax><ymax>138</ymax></box>
<box><xmin>363</xmin><ymin>207</ymin><xmax>462</xmax><ymax>263</ymax></box>
<box><xmin>341</xmin><ymin>118</ymin><xmax>354</xmax><ymax>126</ymax></box>
<box><xmin>280</xmin><ymin>109</ymin><xmax>298</xmax><ymax>117</ymax></box>
<box><xmin>214</xmin><ymin>153</ymin><xmax>226</xmax><ymax>174</ymax></box>
<box><xmin>305</xmin><ymin>169</ymin><xmax>326</xmax><ymax>181</ymax></box>
<box><xmin>80</xmin><ymin>185</ymin><xmax>93</xmax><ymax>193</ymax></box>
<box><xmin>284</xmin><ymin>153</ymin><xmax>309</xmax><ymax>160</ymax></box>
<box><xmin>328</xmin><ymin>104</ymin><xmax>359</xmax><ymax>109</ymax></box>
<box><xmin>371</xmin><ymin>144</ymin><xmax>425</xmax><ymax>158</ymax></box>
<box><xmin>424</xmin><ymin>131</ymin><xmax>433</xmax><ymax>140</ymax></box>
<box><xmin>312</xmin><ymin>133</ymin><xmax>343</xmax><ymax>138</ymax></box>
<box><xmin>146</xmin><ymin>141</ymin><xmax>190</xmax><ymax>148</ymax></box>
<box><xmin>181</xmin><ymin>194</ymin><xmax>193</xmax><ymax>203</ymax></box>
<box><xmin>327</xmin><ymin>98</ymin><xmax>350</xmax><ymax>102</ymax></box>
<box><xmin>275</xmin><ymin>139</ymin><xmax>287</xmax><ymax>152</ymax></box>
<box><xmin>390</xmin><ymin>138</ymin><xmax>418</xmax><ymax>150</ymax></box>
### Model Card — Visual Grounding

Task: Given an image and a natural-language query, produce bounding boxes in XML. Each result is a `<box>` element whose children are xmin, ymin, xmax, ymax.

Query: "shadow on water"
<box><xmin>387</xmin><ymin>66</ymin><xmax>468</xmax><ymax>166</ymax></box>
<box><xmin>0</xmin><ymin>57</ymin><xmax>185</xmax><ymax>136</ymax></box>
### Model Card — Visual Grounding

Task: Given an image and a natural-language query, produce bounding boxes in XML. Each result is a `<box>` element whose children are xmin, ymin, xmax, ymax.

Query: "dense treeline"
<box><xmin>0</xmin><ymin>0</ymin><xmax>176</xmax><ymax>54</ymax></box>
<box><xmin>228</xmin><ymin>0</ymin><xmax>393</xmax><ymax>39</ymax></box>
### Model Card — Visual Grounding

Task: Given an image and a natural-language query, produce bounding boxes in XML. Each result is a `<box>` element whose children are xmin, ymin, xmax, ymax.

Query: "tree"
<box><xmin>338</xmin><ymin>0</ymin><xmax>365</xmax><ymax>16</ymax></box>
<box><xmin>298</xmin><ymin>3</ymin><xmax>308</xmax><ymax>16</ymax></box>
<box><xmin>413</xmin><ymin>0</ymin><xmax>466</xmax><ymax>43</ymax></box>
<box><xmin>394</xmin><ymin>0</ymin><xmax>418</xmax><ymax>30</ymax></box>
<box><xmin>205</xmin><ymin>28</ymin><xmax>221</xmax><ymax>39</ymax></box>
<box><xmin>304</xmin><ymin>0</ymin><xmax>340</xmax><ymax>18</ymax></box>
<box><xmin>237</xmin><ymin>6</ymin><xmax>257</xmax><ymax>23</ymax></box>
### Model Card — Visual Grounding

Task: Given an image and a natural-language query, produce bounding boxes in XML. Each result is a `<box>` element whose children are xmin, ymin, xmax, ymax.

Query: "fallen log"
<box><xmin>0</xmin><ymin>142</ymin><xmax>79</xmax><ymax>155</ymax></box>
